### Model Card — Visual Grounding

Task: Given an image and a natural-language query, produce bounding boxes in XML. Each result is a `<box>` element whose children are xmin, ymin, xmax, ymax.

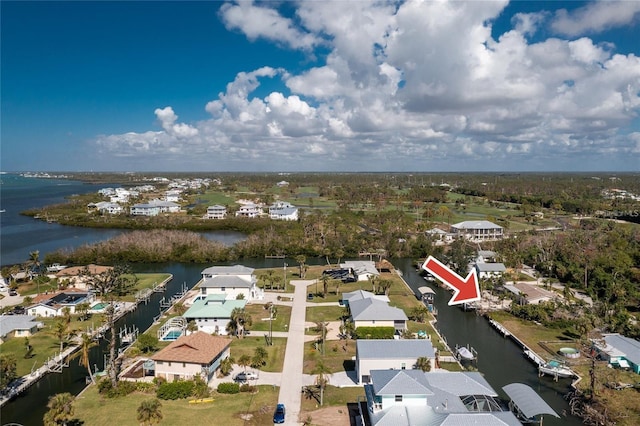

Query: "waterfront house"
<box><xmin>474</xmin><ymin>262</ymin><xmax>506</xmax><ymax>280</ymax></box>
<box><xmin>340</xmin><ymin>261</ymin><xmax>379</xmax><ymax>282</ymax></box>
<box><xmin>87</xmin><ymin>201</ymin><xmax>123</xmax><ymax>215</ymax></box>
<box><xmin>356</xmin><ymin>339</ymin><xmax>436</xmax><ymax>384</ymax></box>
<box><xmin>363</xmin><ymin>369</ymin><xmax>526</xmax><ymax>425</ymax></box>
<box><xmin>341</xmin><ymin>289</ymin><xmax>389</xmax><ymax>306</ymax></box>
<box><xmin>0</xmin><ymin>315</ymin><xmax>43</xmax><ymax>344</ymax></box>
<box><xmin>593</xmin><ymin>333</ymin><xmax>640</xmax><ymax>374</ymax></box>
<box><xmin>349</xmin><ymin>297</ymin><xmax>408</xmax><ymax>333</ymax></box>
<box><xmin>205</xmin><ymin>205</ymin><xmax>227</xmax><ymax>219</ymax></box>
<box><xmin>450</xmin><ymin>220</ymin><xmax>504</xmax><ymax>241</ymax></box>
<box><xmin>235</xmin><ymin>203</ymin><xmax>262</xmax><ymax>218</ymax></box>
<box><xmin>130</xmin><ymin>200</ymin><xmax>180</xmax><ymax>216</ymax></box>
<box><xmin>268</xmin><ymin>201</ymin><xmax>299</xmax><ymax>221</ymax></box>
<box><xmin>55</xmin><ymin>264</ymin><xmax>113</xmax><ymax>289</ymax></box>
<box><xmin>151</xmin><ymin>331</ymin><xmax>231</xmax><ymax>382</ymax></box>
<box><xmin>503</xmin><ymin>282</ymin><xmax>556</xmax><ymax>305</ymax></box>
<box><xmin>27</xmin><ymin>289</ymin><xmax>94</xmax><ymax>317</ymax></box>
<box><xmin>183</xmin><ymin>294</ymin><xmax>246</xmax><ymax>335</ymax></box>
<box><xmin>199</xmin><ymin>265</ymin><xmax>263</xmax><ymax>301</ymax></box>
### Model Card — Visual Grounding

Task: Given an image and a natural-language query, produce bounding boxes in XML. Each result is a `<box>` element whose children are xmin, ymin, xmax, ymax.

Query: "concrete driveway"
<box><xmin>0</xmin><ymin>293</ymin><xmax>24</xmax><ymax>308</ymax></box>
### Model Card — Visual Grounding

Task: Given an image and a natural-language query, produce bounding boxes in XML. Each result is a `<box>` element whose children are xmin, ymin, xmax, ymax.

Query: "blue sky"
<box><xmin>2</xmin><ymin>0</ymin><xmax>639</xmax><ymax>172</ymax></box>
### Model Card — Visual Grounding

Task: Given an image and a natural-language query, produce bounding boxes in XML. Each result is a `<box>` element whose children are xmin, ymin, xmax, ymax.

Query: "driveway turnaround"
<box><xmin>277</xmin><ymin>279</ymin><xmax>315</xmax><ymax>425</ymax></box>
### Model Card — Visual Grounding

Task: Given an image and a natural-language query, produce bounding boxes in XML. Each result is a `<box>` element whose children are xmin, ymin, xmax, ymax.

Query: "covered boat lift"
<box><xmin>503</xmin><ymin>383</ymin><xmax>559</xmax><ymax>424</ymax></box>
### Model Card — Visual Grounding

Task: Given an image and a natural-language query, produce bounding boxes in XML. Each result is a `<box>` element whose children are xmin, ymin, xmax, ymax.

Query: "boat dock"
<box><xmin>488</xmin><ymin>318</ymin><xmax>511</xmax><ymax>337</ymax></box>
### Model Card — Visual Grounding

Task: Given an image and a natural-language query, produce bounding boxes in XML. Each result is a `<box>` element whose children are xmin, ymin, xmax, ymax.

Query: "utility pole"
<box><xmin>283</xmin><ymin>262</ymin><xmax>287</xmax><ymax>291</ymax></box>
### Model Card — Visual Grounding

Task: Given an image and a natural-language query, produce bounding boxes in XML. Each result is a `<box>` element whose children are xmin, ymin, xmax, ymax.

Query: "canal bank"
<box><xmin>391</xmin><ymin>258</ymin><xmax>583</xmax><ymax>426</ymax></box>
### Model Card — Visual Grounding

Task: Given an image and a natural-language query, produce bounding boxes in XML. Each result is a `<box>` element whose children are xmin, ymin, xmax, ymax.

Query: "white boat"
<box><xmin>456</xmin><ymin>346</ymin><xmax>475</xmax><ymax>360</ymax></box>
<box><xmin>47</xmin><ymin>263</ymin><xmax>67</xmax><ymax>272</ymax></box>
<box><xmin>538</xmin><ymin>359</ymin><xmax>574</xmax><ymax>378</ymax></box>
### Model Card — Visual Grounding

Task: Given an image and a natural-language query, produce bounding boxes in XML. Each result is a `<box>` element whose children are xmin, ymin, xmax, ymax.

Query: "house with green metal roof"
<box><xmin>183</xmin><ymin>294</ymin><xmax>246</xmax><ymax>335</ymax></box>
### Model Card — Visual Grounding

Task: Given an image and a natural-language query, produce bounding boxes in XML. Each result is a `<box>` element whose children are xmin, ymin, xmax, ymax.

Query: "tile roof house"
<box><xmin>0</xmin><ymin>315</ymin><xmax>43</xmax><ymax>344</ymax></box>
<box><xmin>363</xmin><ymin>369</ymin><xmax>543</xmax><ymax>425</ymax></box>
<box><xmin>199</xmin><ymin>265</ymin><xmax>263</xmax><ymax>301</ymax></box>
<box><xmin>356</xmin><ymin>339</ymin><xmax>436</xmax><ymax>384</ymax></box>
<box><xmin>151</xmin><ymin>331</ymin><xmax>231</xmax><ymax>382</ymax></box>
<box><xmin>183</xmin><ymin>294</ymin><xmax>247</xmax><ymax>335</ymax></box>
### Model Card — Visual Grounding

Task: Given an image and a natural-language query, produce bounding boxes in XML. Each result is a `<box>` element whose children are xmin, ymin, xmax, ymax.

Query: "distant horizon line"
<box><xmin>3</xmin><ymin>170</ymin><xmax>639</xmax><ymax>175</ymax></box>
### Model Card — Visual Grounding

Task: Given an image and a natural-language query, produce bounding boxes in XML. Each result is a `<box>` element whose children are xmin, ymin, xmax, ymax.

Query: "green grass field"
<box><xmin>244</xmin><ymin>303</ymin><xmax>291</xmax><ymax>332</ymax></box>
<box><xmin>73</xmin><ymin>384</ymin><xmax>279</xmax><ymax>426</ymax></box>
<box><xmin>229</xmin><ymin>337</ymin><xmax>287</xmax><ymax>372</ymax></box>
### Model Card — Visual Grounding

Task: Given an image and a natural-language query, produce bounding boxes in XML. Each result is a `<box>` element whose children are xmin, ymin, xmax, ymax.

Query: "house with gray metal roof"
<box><xmin>341</xmin><ymin>289</ymin><xmax>389</xmax><ymax>306</ymax></box>
<box><xmin>363</xmin><ymin>369</ymin><xmax>557</xmax><ymax>425</ymax></box>
<box><xmin>340</xmin><ymin>261</ymin><xmax>380</xmax><ymax>282</ymax></box>
<box><xmin>0</xmin><ymin>315</ymin><xmax>43</xmax><ymax>343</ymax></box>
<box><xmin>199</xmin><ymin>265</ymin><xmax>263</xmax><ymax>301</ymax></box>
<box><xmin>356</xmin><ymin>339</ymin><xmax>436</xmax><ymax>384</ymax></box>
<box><xmin>349</xmin><ymin>297</ymin><xmax>408</xmax><ymax>333</ymax></box>
<box><xmin>594</xmin><ymin>333</ymin><xmax>640</xmax><ymax>374</ymax></box>
<box><xmin>451</xmin><ymin>220</ymin><xmax>504</xmax><ymax>241</ymax></box>
<box><xmin>475</xmin><ymin>262</ymin><xmax>507</xmax><ymax>279</ymax></box>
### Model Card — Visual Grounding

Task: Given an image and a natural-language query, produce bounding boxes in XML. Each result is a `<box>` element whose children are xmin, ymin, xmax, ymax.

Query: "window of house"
<box><xmin>183</xmin><ymin>363</ymin><xmax>186</xmax><ymax>367</ymax></box>
<box><xmin>395</xmin><ymin>395</ymin><xmax>403</xmax><ymax>402</ymax></box>
<box><xmin>168</xmin><ymin>362</ymin><xmax>172</xmax><ymax>366</ymax></box>
<box><xmin>401</xmin><ymin>363</ymin><xmax>406</xmax><ymax>370</ymax></box>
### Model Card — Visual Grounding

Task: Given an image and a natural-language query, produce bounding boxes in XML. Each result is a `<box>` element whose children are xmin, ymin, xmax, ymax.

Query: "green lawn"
<box><xmin>73</xmin><ymin>384</ymin><xmax>279</xmax><ymax>426</ymax></box>
<box><xmin>303</xmin><ymin>339</ymin><xmax>356</xmax><ymax>374</ymax></box>
<box><xmin>300</xmin><ymin>385</ymin><xmax>363</xmax><ymax>412</ymax></box>
<box><xmin>306</xmin><ymin>306</ymin><xmax>346</xmax><ymax>324</ymax></box>
<box><xmin>244</xmin><ymin>303</ymin><xmax>291</xmax><ymax>332</ymax></box>
<box><xmin>195</xmin><ymin>191</ymin><xmax>235</xmax><ymax>205</ymax></box>
<box><xmin>229</xmin><ymin>337</ymin><xmax>287</xmax><ymax>372</ymax></box>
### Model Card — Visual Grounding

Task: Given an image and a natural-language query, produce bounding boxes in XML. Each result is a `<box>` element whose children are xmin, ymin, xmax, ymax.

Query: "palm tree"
<box><xmin>226</xmin><ymin>308</ymin><xmax>252</xmax><ymax>338</ymax></box>
<box><xmin>71</xmin><ymin>333</ymin><xmax>97</xmax><ymax>384</ymax></box>
<box><xmin>52</xmin><ymin>319</ymin><xmax>68</xmax><ymax>353</ymax></box>
<box><xmin>186</xmin><ymin>320</ymin><xmax>198</xmax><ymax>335</ymax></box>
<box><xmin>43</xmin><ymin>392</ymin><xmax>75</xmax><ymax>426</ymax></box>
<box><xmin>75</xmin><ymin>301</ymin><xmax>90</xmax><ymax>321</ymax></box>
<box><xmin>313</xmin><ymin>361</ymin><xmax>331</xmax><ymax>406</ymax></box>
<box><xmin>238</xmin><ymin>354</ymin><xmax>251</xmax><ymax>372</ymax></box>
<box><xmin>321</xmin><ymin>274</ymin><xmax>330</xmax><ymax>297</ymax></box>
<box><xmin>136</xmin><ymin>398</ymin><xmax>163</xmax><ymax>426</ymax></box>
<box><xmin>415</xmin><ymin>356</ymin><xmax>431</xmax><ymax>372</ymax></box>
<box><xmin>295</xmin><ymin>255</ymin><xmax>307</xmax><ymax>279</ymax></box>
<box><xmin>27</xmin><ymin>250</ymin><xmax>41</xmax><ymax>277</ymax></box>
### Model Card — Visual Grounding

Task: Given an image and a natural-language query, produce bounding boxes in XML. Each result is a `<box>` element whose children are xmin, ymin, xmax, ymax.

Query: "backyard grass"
<box><xmin>300</xmin><ymin>385</ymin><xmax>364</xmax><ymax>412</ymax></box>
<box><xmin>73</xmin><ymin>384</ymin><xmax>279</xmax><ymax>426</ymax></box>
<box><xmin>6</xmin><ymin>315</ymin><xmax>105</xmax><ymax>377</ymax></box>
<box><xmin>306</xmin><ymin>306</ymin><xmax>346</xmax><ymax>324</ymax></box>
<box><xmin>303</xmin><ymin>339</ymin><xmax>356</xmax><ymax>374</ymax></box>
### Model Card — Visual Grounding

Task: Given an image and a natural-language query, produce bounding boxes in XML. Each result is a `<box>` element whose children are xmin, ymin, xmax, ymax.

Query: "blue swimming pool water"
<box><xmin>90</xmin><ymin>302</ymin><xmax>109</xmax><ymax>311</ymax></box>
<box><xmin>162</xmin><ymin>330</ymin><xmax>183</xmax><ymax>341</ymax></box>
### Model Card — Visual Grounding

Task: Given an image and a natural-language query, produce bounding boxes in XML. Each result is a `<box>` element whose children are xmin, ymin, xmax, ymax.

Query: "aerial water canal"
<box><xmin>392</xmin><ymin>258</ymin><xmax>583</xmax><ymax>425</ymax></box>
<box><xmin>2</xmin><ymin>258</ymin><xmax>583</xmax><ymax>425</ymax></box>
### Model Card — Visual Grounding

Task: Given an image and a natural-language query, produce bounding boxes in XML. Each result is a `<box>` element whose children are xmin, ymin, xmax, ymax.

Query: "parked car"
<box><xmin>273</xmin><ymin>403</ymin><xmax>285</xmax><ymax>424</ymax></box>
<box><xmin>307</xmin><ymin>293</ymin><xmax>314</xmax><ymax>300</ymax></box>
<box><xmin>9</xmin><ymin>290</ymin><xmax>18</xmax><ymax>296</ymax></box>
<box><xmin>234</xmin><ymin>371</ymin><xmax>259</xmax><ymax>382</ymax></box>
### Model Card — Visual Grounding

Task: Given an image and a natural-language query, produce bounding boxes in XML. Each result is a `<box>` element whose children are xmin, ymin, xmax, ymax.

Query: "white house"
<box><xmin>340</xmin><ymin>261</ymin><xmax>379</xmax><ymax>282</ymax></box>
<box><xmin>165</xmin><ymin>190</ymin><xmax>182</xmax><ymax>202</ymax></box>
<box><xmin>349</xmin><ymin>297</ymin><xmax>408</xmax><ymax>333</ymax></box>
<box><xmin>235</xmin><ymin>203</ymin><xmax>262</xmax><ymax>218</ymax></box>
<box><xmin>0</xmin><ymin>315</ymin><xmax>43</xmax><ymax>344</ymax></box>
<box><xmin>474</xmin><ymin>262</ymin><xmax>506</xmax><ymax>280</ymax></box>
<box><xmin>183</xmin><ymin>294</ymin><xmax>246</xmax><ymax>335</ymax></box>
<box><xmin>341</xmin><ymin>289</ymin><xmax>389</xmax><ymax>306</ymax></box>
<box><xmin>356</xmin><ymin>339</ymin><xmax>436</xmax><ymax>384</ymax></box>
<box><xmin>27</xmin><ymin>290</ymin><xmax>94</xmax><ymax>317</ymax></box>
<box><xmin>88</xmin><ymin>201</ymin><xmax>123</xmax><ymax>215</ymax></box>
<box><xmin>364</xmin><ymin>369</ymin><xmax>558</xmax><ymax>425</ymax></box>
<box><xmin>593</xmin><ymin>334</ymin><xmax>640</xmax><ymax>374</ymax></box>
<box><xmin>450</xmin><ymin>220</ymin><xmax>504</xmax><ymax>241</ymax></box>
<box><xmin>151</xmin><ymin>332</ymin><xmax>231</xmax><ymax>382</ymax></box>
<box><xmin>205</xmin><ymin>205</ymin><xmax>227</xmax><ymax>219</ymax></box>
<box><xmin>199</xmin><ymin>265</ymin><xmax>263</xmax><ymax>301</ymax></box>
<box><xmin>130</xmin><ymin>200</ymin><xmax>180</xmax><ymax>216</ymax></box>
<box><xmin>268</xmin><ymin>201</ymin><xmax>299</xmax><ymax>221</ymax></box>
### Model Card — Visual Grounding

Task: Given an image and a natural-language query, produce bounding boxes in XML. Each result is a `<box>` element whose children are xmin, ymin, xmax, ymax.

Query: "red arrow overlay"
<box><xmin>421</xmin><ymin>256</ymin><xmax>480</xmax><ymax>306</ymax></box>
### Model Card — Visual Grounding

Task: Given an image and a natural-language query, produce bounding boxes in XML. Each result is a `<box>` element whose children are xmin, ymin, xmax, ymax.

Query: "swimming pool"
<box><xmin>90</xmin><ymin>302</ymin><xmax>109</xmax><ymax>311</ymax></box>
<box><xmin>161</xmin><ymin>329</ymin><xmax>183</xmax><ymax>341</ymax></box>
